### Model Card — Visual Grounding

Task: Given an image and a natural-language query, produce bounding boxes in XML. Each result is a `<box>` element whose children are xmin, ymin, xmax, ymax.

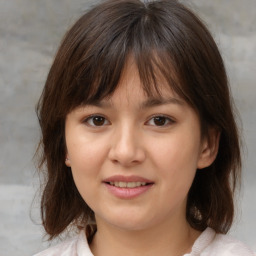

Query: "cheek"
<box><xmin>149</xmin><ymin>131</ymin><xmax>201</xmax><ymax>190</ymax></box>
<box><xmin>68</xmin><ymin>141</ymin><xmax>104</xmax><ymax>203</ymax></box>
<box><xmin>152</xmin><ymin>136</ymin><xmax>201</xmax><ymax>169</ymax></box>
<box><xmin>69</xmin><ymin>147</ymin><xmax>104</xmax><ymax>181</ymax></box>
<box><xmin>67</xmin><ymin>133</ymin><xmax>108</xmax><ymax>170</ymax></box>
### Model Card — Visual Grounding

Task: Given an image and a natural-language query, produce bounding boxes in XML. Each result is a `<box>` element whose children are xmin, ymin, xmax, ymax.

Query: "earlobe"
<box><xmin>197</xmin><ymin>129</ymin><xmax>220</xmax><ymax>169</ymax></box>
<box><xmin>65</xmin><ymin>155</ymin><xmax>71</xmax><ymax>167</ymax></box>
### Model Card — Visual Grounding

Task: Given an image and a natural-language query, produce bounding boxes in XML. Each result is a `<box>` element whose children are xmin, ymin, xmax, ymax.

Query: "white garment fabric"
<box><xmin>33</xmin><ymin>227</ymin><xmax>254</xmax><ymax>256</ymax></box>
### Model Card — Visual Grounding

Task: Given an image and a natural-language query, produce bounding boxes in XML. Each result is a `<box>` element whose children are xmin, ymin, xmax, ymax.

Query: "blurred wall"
<box><xmin>0</xmin><ymin>0</ymin><xmax>255</xmax><ymax>255</ymax></box>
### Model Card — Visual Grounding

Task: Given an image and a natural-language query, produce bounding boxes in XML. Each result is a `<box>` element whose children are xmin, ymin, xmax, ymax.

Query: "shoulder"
<box><xmin>33</xmin><ymin>237</ymin><xmax>79</xmax><ymax>256</ymax></box>
<box><xmin>33</xmin><ymin>231</ymin><xmax>93</xmax><ymax>256</ymax></box>
<box><xmin>197</xmin><ymin>228</ymin><xmax>254</xmax><ymax>256</ymax></box>
<box><xmin>207</xmin><ymin>232</ymin><xmax>254</xmax><ymax>256</ymax></box>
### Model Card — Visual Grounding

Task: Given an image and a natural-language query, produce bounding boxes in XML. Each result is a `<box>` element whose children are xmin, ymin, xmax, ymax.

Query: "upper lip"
<box><xmin>103</xmin><ymin>175</ymin><xmax>154</xmax><ymax>184</ymax></box>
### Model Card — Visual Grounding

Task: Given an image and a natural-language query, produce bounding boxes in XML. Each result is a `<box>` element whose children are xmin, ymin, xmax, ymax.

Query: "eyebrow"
<box><xmin>139</xmin><ymin>97</ymin><xmax>184</xmax><ymax>109</ymax></box>
<box><xmin>85</xmin><ymin>100</ymin><xmax>112</xmax><ymax>108</ymax></box>
<box><xmin>85</xmin><ymin>97</ymin><xmax>184</xmax><ymax>109</ymax></box>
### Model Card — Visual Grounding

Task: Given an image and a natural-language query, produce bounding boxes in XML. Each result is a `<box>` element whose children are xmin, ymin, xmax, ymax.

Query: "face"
<box><xmin>65</xmin><ymin>60</ymin><xmax>216</xmax><ymax>232</ymax></box>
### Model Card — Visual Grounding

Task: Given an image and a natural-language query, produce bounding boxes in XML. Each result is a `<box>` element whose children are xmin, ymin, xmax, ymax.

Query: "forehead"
<box><xmin>113</xmin><ymin>56</ymin><xmax>182</xmax><ymax>101</ymax></box>
<box><xmin>84</xmin><ymin>59</ymin><xmax>185</xmax><ymax>109</ymax></box>
<box><xmin>67</xmin><ymin>52</ymin><xmax>190</xmax><ymax>115</ymax></box>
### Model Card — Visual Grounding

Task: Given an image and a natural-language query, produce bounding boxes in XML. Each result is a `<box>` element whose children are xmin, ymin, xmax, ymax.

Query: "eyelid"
<box><xmin>145</xmin><ymin>114</ymin><xmax>176</xmax><ymax>127</ymax></box>
<box><xmin>83</xmin><ymin>114</ymin><xmax>111</xmax><ymax>127</ymax></box>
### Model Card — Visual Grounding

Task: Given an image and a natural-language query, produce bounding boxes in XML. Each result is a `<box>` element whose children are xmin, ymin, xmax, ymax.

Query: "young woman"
<box><xmin>34</xmin><ymin>0</ymin><xmax>254</xmax><ymax>255</ymax></box>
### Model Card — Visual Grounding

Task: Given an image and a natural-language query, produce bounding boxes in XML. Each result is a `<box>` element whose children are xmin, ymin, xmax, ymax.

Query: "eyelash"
<box><xmin>83</xmin><ymin>115</ymin><xmax>110</xmax><ymax>127</ymax></box>
<box><xmin>146</xmin><ymin>115</ymin><xmax>175</xmax><ymax>127</ymax></box>
<box><xmin>83</xmin><ymin>114</ymin><xmax>175</xmax><ymax>127</ymax></box>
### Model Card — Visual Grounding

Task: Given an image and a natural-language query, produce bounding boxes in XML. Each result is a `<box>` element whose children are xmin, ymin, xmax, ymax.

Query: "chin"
<box><xmin>100</xmin><ymin>212</ymin><xmax>156</xmax><ymax>232</ymax></box>
<box><xmin>112</xmin><ymin>221</ymin><xmax>150</xmax><ymax>231</ymax></box>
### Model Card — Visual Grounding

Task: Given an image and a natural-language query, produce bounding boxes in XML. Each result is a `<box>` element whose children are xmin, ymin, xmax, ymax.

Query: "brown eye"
<box><xmin>153</xmin><ymin>116</ymin><xmax>168</xmax><ymax>126</ymax></box>
<box><xmin>146</xmin><ymin>115</ymin><xmax>174</xmax><ymax>127</ymax></box>
<box><xmin>92</xmin><ymin>116</ymin><xmax>105</xmax><ymax>126</ymax></box>
<box><xmin>85</xmin><ymin>115</ymin><xmax>109</xmax><ymax>127</ymax></box>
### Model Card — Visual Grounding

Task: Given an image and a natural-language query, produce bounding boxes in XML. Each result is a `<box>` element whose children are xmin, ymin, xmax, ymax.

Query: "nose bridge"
<box><xmin>109</xmin><ymin>121</ymin><xmax>145</xmax><ymax>165</ymax></box>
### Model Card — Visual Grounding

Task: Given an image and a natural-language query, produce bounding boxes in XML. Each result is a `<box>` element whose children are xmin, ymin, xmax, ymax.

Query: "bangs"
<box><xmin>75</xmin><ymin>49</ymin><xmax>185</xmax><ymax>106</ymax></box>
<box><xmin>63</xmin><ymin>1</ymin><xmax>191</xmax><ymax>112</ymax></box>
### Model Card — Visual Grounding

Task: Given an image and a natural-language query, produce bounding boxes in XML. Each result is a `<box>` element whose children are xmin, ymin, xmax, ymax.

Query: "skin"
<box><xmin>65</xmin><ymin>59</ymin><xmax>219</xmax><ymax>256</ymax></box>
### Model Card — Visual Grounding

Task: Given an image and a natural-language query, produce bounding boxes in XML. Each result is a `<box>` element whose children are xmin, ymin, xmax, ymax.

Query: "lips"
<box><xmin>103</xmin><ymin>175</ymin><xmax>153</xmax><ymax>183</ymax></box>
<box><xmin>109</xmin><ymin>181</ymin><xmax>147</xmax><ymax>188</ymax></box>
<box><xmin>103</xmin><ymin>175</ymin><xmax>154</xmax><ymax>199</ymax></box>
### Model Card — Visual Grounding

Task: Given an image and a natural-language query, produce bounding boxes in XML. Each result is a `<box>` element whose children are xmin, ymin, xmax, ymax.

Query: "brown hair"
<box><xmin>36</xmin><ymin>0</ymin><xmax>241</xmax><ymax>240</ymax></box>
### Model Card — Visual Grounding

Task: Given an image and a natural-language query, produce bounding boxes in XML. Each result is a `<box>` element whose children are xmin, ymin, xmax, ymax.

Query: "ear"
<box><xmin>197</xmin><ymin>128</ymin><xmax>220</xmax><ymax>169</ymax></box>
<box><xmin>65</xmin><ymin>154</ymin><xmax>71</xmax><ymax>167</ymax></box>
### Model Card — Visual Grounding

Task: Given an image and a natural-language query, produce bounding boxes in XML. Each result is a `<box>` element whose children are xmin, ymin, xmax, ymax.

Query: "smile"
<box><xmin>108</xmin><ymin>181</ymin><xmax>147</xmax><ymax>188</ymax></box>
<box><xmin>103</xmin><ymin>175</ymin><xmax>154</xmax><ymax>199</ymax></box>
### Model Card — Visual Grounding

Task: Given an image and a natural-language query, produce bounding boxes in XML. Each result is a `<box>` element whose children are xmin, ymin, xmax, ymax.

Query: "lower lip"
<box><xmin>104</xmin><ymin>183</ymin><xmax>153</xmax><ymax>199</ymax></box>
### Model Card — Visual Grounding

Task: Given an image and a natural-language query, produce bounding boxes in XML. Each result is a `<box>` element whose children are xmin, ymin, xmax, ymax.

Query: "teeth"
<box><xmin>119</xmin><ymin>182</ymin><xmax>126</xmax><ymax>188</ymax></box>
<box><xmin>109</xmin><ymin>181</ymin><xmax>147</xmax><ymax>188</ymax></box>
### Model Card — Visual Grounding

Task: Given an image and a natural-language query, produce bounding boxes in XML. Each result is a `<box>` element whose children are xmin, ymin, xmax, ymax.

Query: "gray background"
<box><xmin>0</xmin><ymin>0</ymin><xmax>255</xmax><ymax>255</ymax></box>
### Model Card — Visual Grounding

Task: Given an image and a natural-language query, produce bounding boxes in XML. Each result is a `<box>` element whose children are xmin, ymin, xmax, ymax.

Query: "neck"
<box><xmin>90</xmin><ymin>217</ymin><xmax>200</xmax><ymax>256</ymax></box>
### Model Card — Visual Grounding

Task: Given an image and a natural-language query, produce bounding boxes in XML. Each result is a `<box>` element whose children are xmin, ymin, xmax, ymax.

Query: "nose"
<box><xmin>108</xmin><ymin>124</ymin><xmax>146</xmax><ymax>167</ymax></box>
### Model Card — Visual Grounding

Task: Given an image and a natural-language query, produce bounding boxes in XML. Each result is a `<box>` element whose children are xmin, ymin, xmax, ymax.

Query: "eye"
<box><xmin>146</xmin><ymin>115</ymin><xmax>174</xmax><ymax>127</ymax></box>
<box><xmin>84</xmin><ymin>115</ymin><xmax>110</xmax><ymax>127</ymax></box>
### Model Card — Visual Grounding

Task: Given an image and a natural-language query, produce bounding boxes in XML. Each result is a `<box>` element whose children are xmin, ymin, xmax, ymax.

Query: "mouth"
<box><xmin>103</xmin><ymin>175</ymin><xmax>154</xmax><ymax>199</ymax></box>
<box><xmin>103</xmin><ymin>175</ymin><xmax>154</xmax><ymax>187</ymax></box>
<box><xmin>106</xmin><ymin>181</ymin><xmax>150</xmax><ymax>188</ymax></box>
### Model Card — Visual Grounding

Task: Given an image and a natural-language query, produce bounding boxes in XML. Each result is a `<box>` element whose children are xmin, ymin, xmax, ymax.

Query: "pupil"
<box><xmin>154</xmin><ymin>117</ymin><xmax>166</xmax><ymax>126</ymax></box>
<box><xmin>93</xmin><ymin>116</ymin><xmax>105</xmax><ymax>126</ymax></box>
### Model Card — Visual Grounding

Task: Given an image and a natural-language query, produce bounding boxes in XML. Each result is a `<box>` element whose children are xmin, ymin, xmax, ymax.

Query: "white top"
<box><xmin>33</xmin><ymin>227</ymin><xmax>254</xmax><ymax>256</ymax></box>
